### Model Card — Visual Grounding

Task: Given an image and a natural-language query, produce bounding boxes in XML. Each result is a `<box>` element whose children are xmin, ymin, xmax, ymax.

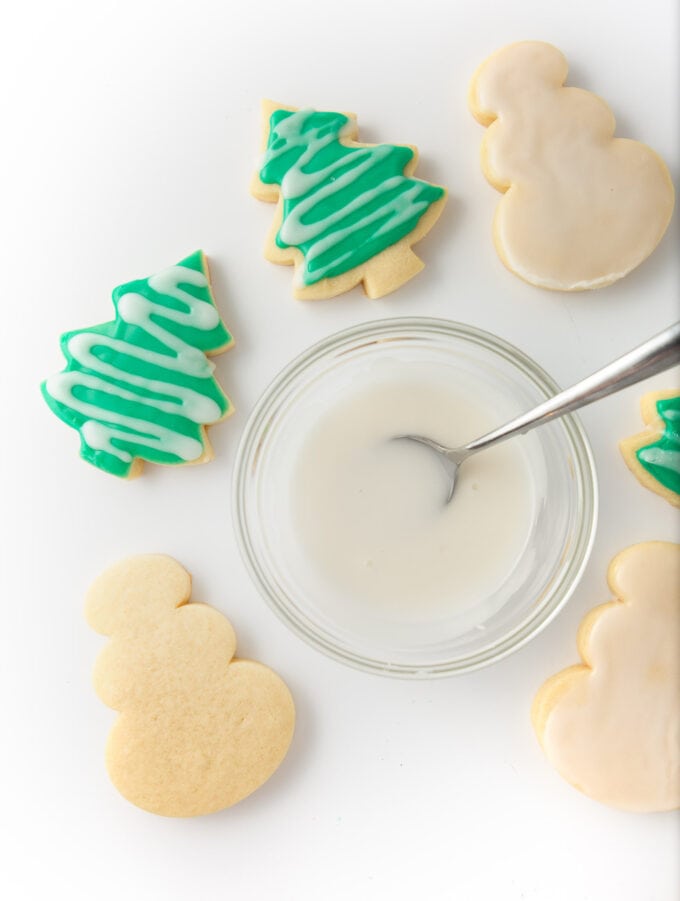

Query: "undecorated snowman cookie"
<box><xmin>620</xmin><ymin>390</ymin><xmax>680</xmax><ymax>507</ymax></box>
<box><xmin>532</xmin><ymin>542</ymin><xmax>680</xmax><ymax>812</ymax></box>
<box><xmin>469</xmin><ymin>41</ymin><xmax>674</xmax><ymax>291</ymax></box>
<box><xmin>251</xmin><ymin>100</ymin><xmax>447</xmax><ymax>300</ymax></box>
<box><xmin>86</xmin><ymin>555</ymin><xmax>295</xmax><ymax>817</ymax></box>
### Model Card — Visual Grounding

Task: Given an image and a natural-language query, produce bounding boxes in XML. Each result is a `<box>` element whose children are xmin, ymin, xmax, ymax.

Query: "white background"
<box><xmin>2</xmin><ymin>0</ymin><xmax>679</xmax><ymax>898</ymax></box>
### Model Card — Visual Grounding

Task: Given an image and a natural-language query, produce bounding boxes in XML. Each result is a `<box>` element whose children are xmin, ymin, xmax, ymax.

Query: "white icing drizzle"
<box><xmin>639</xmin><ymin>446</ymin><xmax>680</xmax><ymax>470</ymax></box>
<box><xmin>264</xmin><ymin>110</ymin><xmax>433</xmax><ymax>284</ymax></box>
<box><xmin>44</xmin><ymin>264</ymin><xmax>224</xmax><ymax>465</ymax></box>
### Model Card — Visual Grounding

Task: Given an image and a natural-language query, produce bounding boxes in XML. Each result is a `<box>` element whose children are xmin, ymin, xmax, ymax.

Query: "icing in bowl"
<box><xmin>233</xmin><ymin>318</ymin><xmax>598</xmax><ymax>678</ymax></box>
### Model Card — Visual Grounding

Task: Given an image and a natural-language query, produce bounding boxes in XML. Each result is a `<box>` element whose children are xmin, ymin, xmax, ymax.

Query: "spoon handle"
<box><xmin>464</xmin><ymin>322</ymin><xmax>680</xmax><ymax>455</ymax></box>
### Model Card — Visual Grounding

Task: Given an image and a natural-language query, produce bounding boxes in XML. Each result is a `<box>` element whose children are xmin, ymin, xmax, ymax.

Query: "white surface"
<box><xmin>1</xmin><ymin>0</ymin><xmax>679</xmax><ymax>898</ymax></box>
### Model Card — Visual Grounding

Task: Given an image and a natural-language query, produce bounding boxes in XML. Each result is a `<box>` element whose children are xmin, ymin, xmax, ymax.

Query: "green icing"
<box><xmin>41</xmin><ymin>251</ymin><xmax>232</xmax><ymax>478</ymax></box>
<box><xmin>259</xmin><ymin>108</ymin><xmax>445</xmax><ymax>286</ymax></box>
<box><xmin>636</xmin><ymin>395</ymin><xmax>680</xmax><ymax>495</ymax></box>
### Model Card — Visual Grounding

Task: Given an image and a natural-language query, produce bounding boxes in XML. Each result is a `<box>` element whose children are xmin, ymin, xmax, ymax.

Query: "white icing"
<box><xmin>537</xmin><ymin>542</ymin><xmax>680</xmax><ymax>812</ymax></box>
<box><xmin>46</xmin><ymin>371</ymin><xmax>205</xmax><ymax>462</ymax></box>
<box><xmin>638</xmin><ymin>446</ymin><xmax>680</xmax><ymax>469</ymax></box>
<box><xmin>470</xmin><ymin>41</ymin><xmax>675</xmax><ymax>290</ymax></box>
<box><xmin>81</xmin><ymin>420</ymin><xmax>202</xmax><ymax>464</ymax></box>
<box><xmin>288</xmin><ymin>364</ymin><xmax>535</xmax><ymax>615</ymax></box>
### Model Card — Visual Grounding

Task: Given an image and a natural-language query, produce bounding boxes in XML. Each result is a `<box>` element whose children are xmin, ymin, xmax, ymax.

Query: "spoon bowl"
<box><xmin>395</xmin><ymin>434</ymin><xmax>466</xmax><ymax>502</ymax></box>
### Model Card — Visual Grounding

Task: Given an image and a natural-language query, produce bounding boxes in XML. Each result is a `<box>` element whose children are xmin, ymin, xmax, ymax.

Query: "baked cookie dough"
<box><xmin>42</xmin><ymin>251</ymin><xmax>233</xmax><ymax>478</ymax></box>
<box><xmin>532</xmin><ymin>542</ymin><xmax>680</xmax><ymax>812</ymax></box>
<box><xmin>86</xmin><ymin>555</ymin><xmax>295</xmax><ymax>817</ymax></box>
<box><xmin>620</xmin><ymin>389</ymin><xmax>680</xmax><ymax>506</ymax></box>
<box><xmin>469</xmin><ymin>41</ymin><xmax>675</xmax><ymax>291</ymax></box>
<box><xmin>251</xmin><ymin>100</ymin><xmax>447</xmax><ymax>300</ymax></box>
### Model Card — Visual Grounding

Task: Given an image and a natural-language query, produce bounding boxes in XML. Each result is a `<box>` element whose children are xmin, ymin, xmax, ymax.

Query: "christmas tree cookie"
<box><xmin>469</xmin><ymin>41</ymin><xmax>675</xmax><ymax>291</ymax></box>
<box><xmin>532</xmin><ymin>542</ymin><xmax>680</xmax><ymax>812</ymax></box>
<box><xmin>620</xmin><ymin>390</ymin><xmax>680</xmax><ymax>506</ymax></box>
<box><xmin>251</xmin><ymin>100</ymin><xmax>447</xmax><ymax>300</ymax></box>
<box><xmin>42</xmin><ymin>251</ymin><xmax>233</xmax><ymax>478</ymax></box>
<box><xmin>86</xmin><ymin>555</ymin><xmax>295</xmax><ymax>817</ymax></box>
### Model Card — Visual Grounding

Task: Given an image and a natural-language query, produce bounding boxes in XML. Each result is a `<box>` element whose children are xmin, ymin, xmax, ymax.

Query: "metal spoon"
<box><xmin>399</xmin><ymin>322</ymin><xmax>680</xmax><ymax>503</ymax></box>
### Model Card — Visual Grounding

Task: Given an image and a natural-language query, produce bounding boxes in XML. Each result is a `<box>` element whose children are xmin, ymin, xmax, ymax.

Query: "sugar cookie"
<box><xmin>532</xmin><ymin>542</ymin><xmax>680</xmax><ymax>812</ymax></box>
<box><xmin>469</xmin><ymin>41</ymin><xmax>674</xmax><ymax>291</ymax></box>
<box><xmin>251</xmin><ymin>101</ymin><xmax>447</xmax><ymax>300</ymax></box>
<box><xmin>86</xmin><ymin>555</ymin><xmax>295</xmax><ymax>817</ymax></box>
<box><xmin>620</xmin><ymin>390</ymin><xmax>680</xmax><ymax>507</ymax></box>
<box><xmin>42</xmin><ymin>251</ymin><xmax>233</xmax><ymax>478</ymax></box>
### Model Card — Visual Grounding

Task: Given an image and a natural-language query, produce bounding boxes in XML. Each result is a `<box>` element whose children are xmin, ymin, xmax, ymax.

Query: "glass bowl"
<box><xmin>233</xmin><ymin>318</ymin><xmax>597</xmax><ymax>678</ymax></box>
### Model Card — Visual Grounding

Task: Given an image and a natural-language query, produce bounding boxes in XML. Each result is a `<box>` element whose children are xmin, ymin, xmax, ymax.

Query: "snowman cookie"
<box><xmin>469</xmin><ymin>41</ymin><xmax>674</xmax><ymax>291</ymax></box>
<box><xmin>532</xmin><ymin>542</ymin><xmax>680</xmax><ymax>812</ymax></box>
<box><xmin>86</xmin><ymin>555</ymin><xmax>295</xmax><ymax>817</ymax></box>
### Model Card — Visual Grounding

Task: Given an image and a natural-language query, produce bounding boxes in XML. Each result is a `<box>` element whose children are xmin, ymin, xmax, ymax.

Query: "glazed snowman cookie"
<box><xmin>42</xmin><ymin>251</ymin><xmax>233</xmax><ymax>478</ymax></box>
<box><xmin>86</xmin><ymin>555</ymin><xmax>295</xmax><ymax>817</ymax></box>
<box><xmin>251</xmin><ymin>100</ymin><xmax>447</xmax><ymax>300</ymax></box>
<box><xmin>469</xmin><ymin>42</ymin><xmax>675</xmax><ymax>290</ymax></box>
<box><xmin>532</xmin><ymin>542</ymin><xmax>680</xmax><ymax>812</ymax></box>
<box><xmin>620</xmin><ymin>390</ymin><xmax>680</xmax><ymax>506</ymax></box>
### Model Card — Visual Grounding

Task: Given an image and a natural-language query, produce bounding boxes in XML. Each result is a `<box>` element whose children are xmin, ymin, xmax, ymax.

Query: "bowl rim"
<box><xmin>232</xmin><ymin>316</ymin><xmax>599</xmax><ymax>678</ymax></box>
